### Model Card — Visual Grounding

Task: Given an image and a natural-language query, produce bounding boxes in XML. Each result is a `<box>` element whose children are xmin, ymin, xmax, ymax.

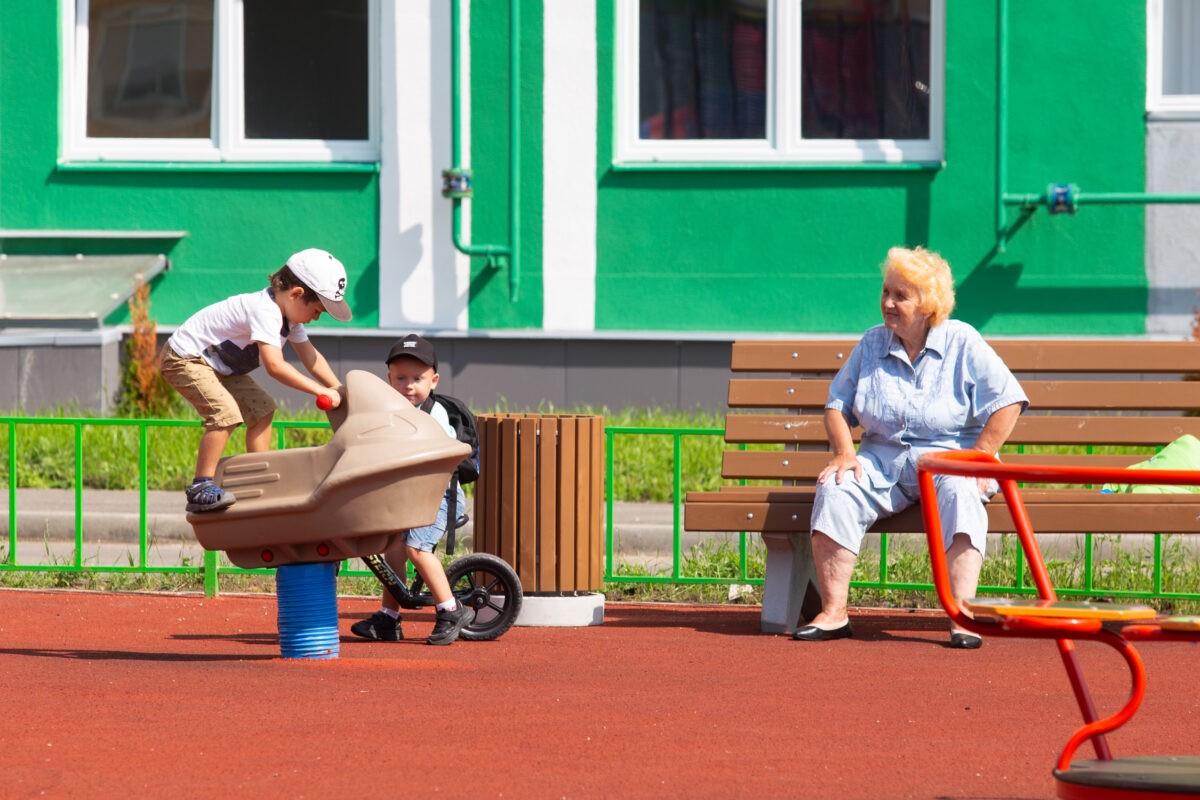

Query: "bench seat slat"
<box><xmin>719</xmin><ymin>450</ymin><xmax>1156</xmax><ymax>481</ymax></box>
<box><xmin>728</xmin><ymin>379</ymin><xmax>1200</xmax><ymax>411</ymax></box>
<box><xmin>686</xmin><ymin>487</ymin><xmax>1200</xmax><ymax>503</ymax></box>
<box><xmin>732</xmin><ymin>340</ymin><xmax>1200</xmax><ymax>374</ymax></box>
<box><xmin>684</xmin><ymin>490</ymin><xmax>1200</xmax><ymax>534</ymax></box>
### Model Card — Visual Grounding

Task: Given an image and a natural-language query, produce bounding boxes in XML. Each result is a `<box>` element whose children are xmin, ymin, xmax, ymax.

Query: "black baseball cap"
<box><xmin>385</xmin><ymin>334</ymin><xmax>438</xmax><ymax>372</ymax></box>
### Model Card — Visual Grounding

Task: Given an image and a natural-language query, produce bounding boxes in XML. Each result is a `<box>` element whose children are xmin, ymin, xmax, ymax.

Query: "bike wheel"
<box><xmin>444</xmin><ymin>553</ymin><xmax>524</xmax><ymax>641</ymax></box>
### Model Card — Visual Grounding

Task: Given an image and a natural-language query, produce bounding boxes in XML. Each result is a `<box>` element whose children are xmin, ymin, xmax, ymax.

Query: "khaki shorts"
<box><xmin>159</xmin><ymin>346</ymin><xmax>276</xmax><ymax>431</ymax></box>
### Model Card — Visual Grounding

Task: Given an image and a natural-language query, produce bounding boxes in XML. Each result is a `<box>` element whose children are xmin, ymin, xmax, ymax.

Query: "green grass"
<box><xmin>6</xmin><ymin>527</ymin><xmax>1200</xmax><ymax>613</ymax></box>
<box><xmin>605</xmin><ymin>537</ymin><xmax>768</xmax><ymax>604</ymax></box>
<box><xmin>603</xmin><ymin>533</ymin><xmax>1200</xmax><ymax>613</ymax></box>
<box><xmin>843</xmin><ymin>533</ymin><xmax>1200</xmax><ymax>615</ymax></box>
<box><xmin>603</xmin><ymin>407</ymin><xmax>787</xmax><ymax>501</ymax></box>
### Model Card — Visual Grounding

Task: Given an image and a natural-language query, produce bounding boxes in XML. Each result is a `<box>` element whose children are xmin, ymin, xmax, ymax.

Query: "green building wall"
<box><xmin>467</xmin><ymin>1</ymin><xmax>1148</xmax><ymax>336</ymax></box>
<box><xmin>465</xmin><ymin>0</ymin><xmax>545</xmax><ymax>329</ymax></box>
<box><xmin>0</xmin><ymin>5</ymin><xmax>381</xmax><ymax>329</ymax></box>
<box><xmin>1</xmin><ymin>2</ymin><xmax>1151</xmax><ymax>337</ymax></box>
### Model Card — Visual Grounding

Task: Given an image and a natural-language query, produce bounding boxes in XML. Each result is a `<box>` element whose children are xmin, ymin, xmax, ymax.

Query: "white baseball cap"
<box><xmin>285</xmin><ymin>248</ymin><xmax>352</xmax><ymax>322</ymax></box>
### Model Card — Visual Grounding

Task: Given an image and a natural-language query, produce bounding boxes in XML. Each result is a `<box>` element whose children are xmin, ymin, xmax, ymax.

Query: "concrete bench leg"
<box><xmin>760</xmin><ymin>532</ymin><xmax>822</xmax><ymax>634</ymax></box>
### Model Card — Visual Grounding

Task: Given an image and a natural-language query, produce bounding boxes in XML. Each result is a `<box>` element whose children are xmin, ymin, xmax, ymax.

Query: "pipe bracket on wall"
<box><xmin>442</xmin><ymin>169</ymin><xmax>474</xmax><ymax>200</ymax></box>
<box><xmin>1047</xmin><ymin>183</ymin><xmax>1079</xmax><ymax>215</ymax></box>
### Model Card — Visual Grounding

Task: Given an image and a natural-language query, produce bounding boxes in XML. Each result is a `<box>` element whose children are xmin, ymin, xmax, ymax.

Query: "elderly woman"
<box><xmin>795</xmin><ymin>246</ymin><xmax>1028</xmax><ymax>649</ymax></box>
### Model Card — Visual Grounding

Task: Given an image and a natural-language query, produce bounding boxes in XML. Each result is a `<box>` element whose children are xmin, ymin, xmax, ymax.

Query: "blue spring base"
<box><xmin>275</xmin><ymin>561</ymin><xmax>340</xmax><ymax>660</ymax></box>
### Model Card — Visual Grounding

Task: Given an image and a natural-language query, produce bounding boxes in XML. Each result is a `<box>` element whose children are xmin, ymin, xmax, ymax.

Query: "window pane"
<box><xmin>638</xmin><ymin>0</ymin><xmax>768</xmax><ymax>140</ymax></box>
<box><xmin>243</xmin><ymin>0</ymin><xmax>368</xmax><ymax>140</ymax></box>
<box><xmin>1162</xmin><ymin>0</ymin><xmax>1200</xmax><ymax>95</ymax></box>
<box><xmin>801</xmin><ymin>0</ymin><xmax>930</xmax><ymax>140</ymax></box>
<box><xmin>86</xmin><ymin>0</ymin><xmax>214</xmax><ymax>138</ymax></box>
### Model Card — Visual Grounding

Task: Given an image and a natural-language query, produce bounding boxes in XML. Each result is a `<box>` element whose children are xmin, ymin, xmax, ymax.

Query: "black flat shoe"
<box><xmin>949</xmin><ymin>632</ymin><xmax>983</xmax><ymax>650</ymax></box>
<box><xmin>791</xmin><ymin>621</ymin><xmax>853</xmax><ymax>641</ymax></box>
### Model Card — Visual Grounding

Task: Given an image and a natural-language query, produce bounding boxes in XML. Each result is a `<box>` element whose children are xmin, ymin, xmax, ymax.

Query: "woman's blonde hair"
<box><xmin>883</xmin><ymin>245</ymin><xmax>956</xmax><ymax>326</ymax></box>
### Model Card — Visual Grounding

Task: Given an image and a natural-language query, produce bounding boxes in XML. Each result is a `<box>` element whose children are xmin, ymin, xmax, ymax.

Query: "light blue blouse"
<box><xmin>826</xmin><ymin>320</ymin><xmax>1028</xmax><ymax>483</ymax></box>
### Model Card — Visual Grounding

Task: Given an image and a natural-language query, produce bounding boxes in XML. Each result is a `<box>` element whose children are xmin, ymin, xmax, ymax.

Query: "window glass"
<box><xmin>1161</xmin><ymin>0</ymin><xmax>1200</xmax><ymax>96</ymax></box>
<box><xmin>242</xmin><ymin>0</ymin><xmax>368</xmax><ymax>140</ymax></box>
<box><xmin>800</xmin><ymin>0</ymin><xmax>930</xmax><ymax>140</ymax></box>
<box><xmin>638</xmin><ymin>0</ymin><xmax>768</xmax><ymax>140</ymax></box>
<box><xmin>85</xmin><ymin>0</ymin><xmax>214</xmax><ymax>138</ymax></box>
<box><xmin>621</xmin><ymin>0</ymin><xmax>943</xmax><ymax>163</ymax></box>
<box><xmin>69</xmin><ymin>0</ymin><xmax>377</xmax><ymax>160</ymax></box>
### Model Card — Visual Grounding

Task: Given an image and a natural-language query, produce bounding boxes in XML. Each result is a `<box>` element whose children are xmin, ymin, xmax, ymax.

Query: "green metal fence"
<box><xmin>603</xmin><ymin>424</ymin><xmax>762</xmax><ymax>586</ymax></box>
<box><xmin>601</xmin><ymin>427</ymin><xmax>1200</xmax><ymax>605</ymax></box>
<box><xmin>2</xmin><ymin>415</ymin><xmax>1198</xmax><ymax>605</ymax></box>
<box><xmin>0</xmin><ymin>415</ymin><xmax>365</xmax><ymax>596</ymax></box>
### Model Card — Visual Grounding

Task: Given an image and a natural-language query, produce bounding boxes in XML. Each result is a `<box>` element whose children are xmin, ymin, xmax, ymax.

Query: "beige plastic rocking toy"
<box><xmin>188</xmin><ymin>369</ymin><xmax>470</xmax><ymax>569</ymax></box>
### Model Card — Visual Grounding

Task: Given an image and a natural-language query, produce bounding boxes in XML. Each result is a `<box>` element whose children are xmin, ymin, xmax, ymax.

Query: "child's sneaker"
<box><xmin>185</xmin><ymin>479</ymin><xmax>235</xmax><ymax>513</ymax></box>
<box><xmin>427</xmin><ymin>601</ymin><xmax>475</xmax><ymax>646</ymax></box>
<box><xmin>350</xmin><ymin>611</ymin><xmax>403</xmax><ymax>641</ymax></box>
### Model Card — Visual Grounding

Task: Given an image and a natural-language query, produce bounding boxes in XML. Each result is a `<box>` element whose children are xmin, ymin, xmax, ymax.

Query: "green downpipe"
<box><xmin>996</xmin><ymin>0</ymin><xmax>1009</xmax><ymax>251</ymax></box>
<box><xmin>449</xmin><ymin>0</ymin><xmax>520</xmax><ymax>302</ymax></box>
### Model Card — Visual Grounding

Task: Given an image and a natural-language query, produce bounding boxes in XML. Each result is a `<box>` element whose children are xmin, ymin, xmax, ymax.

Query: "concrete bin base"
<box><xmin>515</xmin><ymin>592</ymin><xmax>605</xmax><ymax>627</ymax></box>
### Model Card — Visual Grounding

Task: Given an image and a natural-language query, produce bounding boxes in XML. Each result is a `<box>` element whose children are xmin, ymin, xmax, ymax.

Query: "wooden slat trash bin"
<box><xmin>474</xmin><ymin>414</ymin><xmax>605</xmax><ymax>626</ymax></box>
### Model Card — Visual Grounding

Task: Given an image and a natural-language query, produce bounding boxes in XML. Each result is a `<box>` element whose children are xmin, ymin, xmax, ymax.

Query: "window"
<box><xmin>616</xmin><ymin>0</ymin><xmax>944</xmax><ymax>164</ymax></box>
<box><xmin>1148</xmin><ymin>0</ymin><xmax>1200</xmax><ymax>118</ymax></box>
<box><xmin>64</xmin><ymin>0</ymin><xmax>379</xmax><ymax>162</ymax></box>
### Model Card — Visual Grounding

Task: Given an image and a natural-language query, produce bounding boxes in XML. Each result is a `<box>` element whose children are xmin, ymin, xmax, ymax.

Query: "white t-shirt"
<box><xmin>428</xmin><ymin>398</ymin><xmax>455</xmax><ymax>439</ymax></box>
<box><xmin>167</xmin><ymin>288</ymin><xmax>309</xmax><ymax>376</ymax></box>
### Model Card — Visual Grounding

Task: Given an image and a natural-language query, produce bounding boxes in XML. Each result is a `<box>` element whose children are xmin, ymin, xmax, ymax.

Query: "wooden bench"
<box><xmin>683</xmin><ymin>340</ymin><xmax>1200</xmax><ymax>634</ymax></box>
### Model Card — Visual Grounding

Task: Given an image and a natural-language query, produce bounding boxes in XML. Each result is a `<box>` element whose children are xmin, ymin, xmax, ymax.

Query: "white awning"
<box><xmin>0</xmin><ymin>253</ymin><xmax>169</xmax><ymax>329</ymax></box>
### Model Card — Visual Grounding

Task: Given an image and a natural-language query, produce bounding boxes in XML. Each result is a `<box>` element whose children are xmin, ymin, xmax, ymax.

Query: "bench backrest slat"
<box><xmin>729</xmin><ymin>379</ymin><xmax>1200</xmax><ymax>411</ymax></box>
<box><xmin>732</xmin><ymin>340</ymin><xmax>1200</xmax><ymax>373</ymax></box>
<box><xmin>725</xmin><ymin>413</ymin><xmax>1200</xmax><ymax>447</ymax></box>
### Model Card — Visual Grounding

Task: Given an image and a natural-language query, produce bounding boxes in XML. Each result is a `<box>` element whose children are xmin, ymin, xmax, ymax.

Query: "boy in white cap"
<box><xmin>159</xmin><ymin>248</ymin><xmax>352</xmax><ymax>512</ymax></box>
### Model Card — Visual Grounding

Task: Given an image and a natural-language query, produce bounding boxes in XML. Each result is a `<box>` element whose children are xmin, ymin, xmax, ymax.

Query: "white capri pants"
<box><xmin>810</xmin><ymin>464</ymin><xmax>989</xmax><ymax>556</ymax></box>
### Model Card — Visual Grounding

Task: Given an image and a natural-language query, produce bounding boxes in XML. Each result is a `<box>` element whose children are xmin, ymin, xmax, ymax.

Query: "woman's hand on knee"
<box><xmin>819</xmin><ymin>453</ymin><xmax>862</xmax><ymax>485</ymax></box>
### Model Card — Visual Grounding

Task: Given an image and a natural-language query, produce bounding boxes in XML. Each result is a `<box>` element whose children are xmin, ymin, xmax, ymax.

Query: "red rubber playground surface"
<box><xmin>2</xmin><ymin>589</ymin><xmax>1198</xmax><ymax>799</ymax></box>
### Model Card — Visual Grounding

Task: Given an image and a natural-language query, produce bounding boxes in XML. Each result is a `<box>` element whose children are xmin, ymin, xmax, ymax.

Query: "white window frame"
<box><xmin>615</xmin><ymin>0</ymin><xmax>944</xmax><ymax>165</ymax></box>
<box><xmin>61</xmin><ymin>0</ymin><xmax>380</xmax><ymax>163</ymax></box>
<box><xmin>1147</xmin><ymin>0</ymin><xmax>1200</xmax><ymax>120</ymax></box>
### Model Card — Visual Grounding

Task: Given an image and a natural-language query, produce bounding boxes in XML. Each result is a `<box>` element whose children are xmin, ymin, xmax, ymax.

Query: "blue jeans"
<box><xmin>404</xmin><ymin>485</ymin><xmax>467</xmax><ymax>552</ymax></box>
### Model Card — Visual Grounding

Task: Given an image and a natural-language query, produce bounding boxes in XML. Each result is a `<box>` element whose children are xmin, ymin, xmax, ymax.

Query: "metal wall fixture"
<box><xmin>995</xmin><ymin>0</ymin><xmax>1200</xmax><ymax>251</ymax></box>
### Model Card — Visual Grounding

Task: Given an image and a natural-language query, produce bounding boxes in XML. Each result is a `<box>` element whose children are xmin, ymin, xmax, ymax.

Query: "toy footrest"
<box><xmin>964</xmin><ymin>597</ymin><xmax>1158</xmax><ymax>621</ymax></box>
<box><xmin>1054</xmin><ymin>756</ymin><xmax>1200</xmax><ymax>799</ymax></box>
<box><xmin>1122</xmin><ymin>616</ymin><xmax>1200</xmax><ymax>641</ymax></box>
<box><xmin>1160</xmin><ymin>615</ymin><xmax>1200</xmax><ymax>632</ymax></box>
